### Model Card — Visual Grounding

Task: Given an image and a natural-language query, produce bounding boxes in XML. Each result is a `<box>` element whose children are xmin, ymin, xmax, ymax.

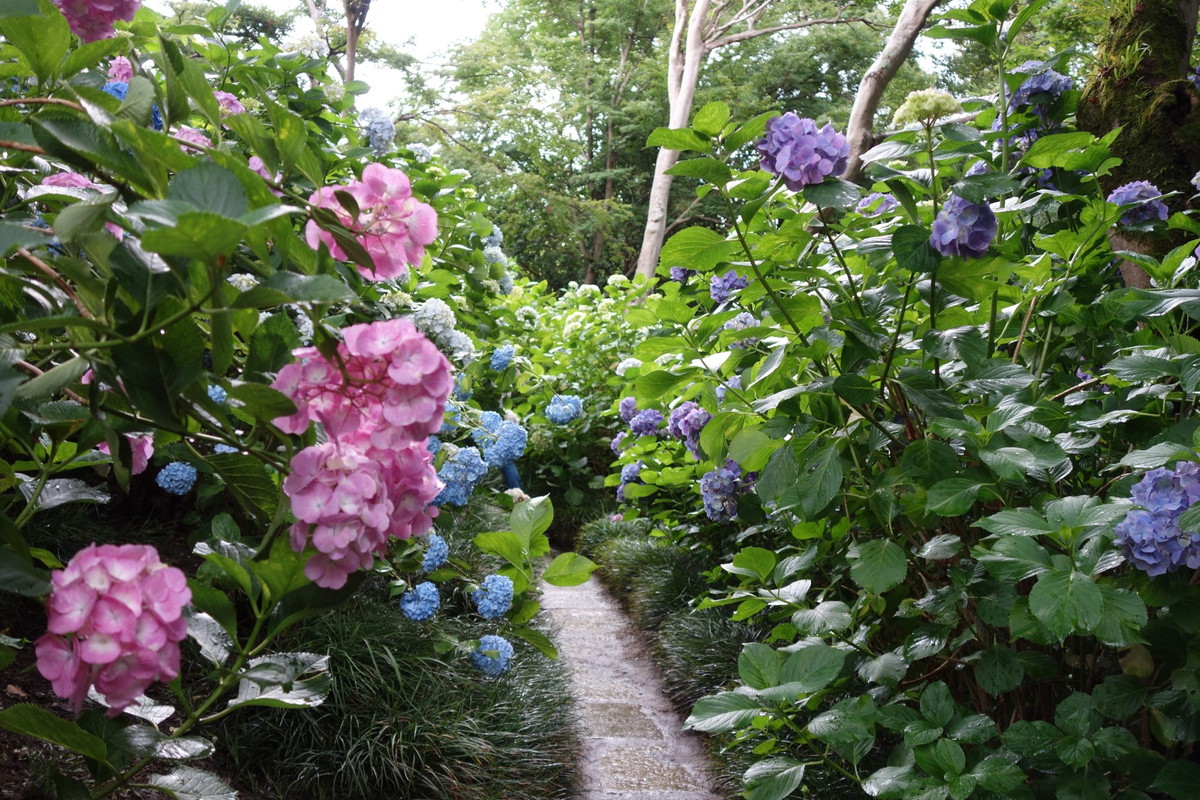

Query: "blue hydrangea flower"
<box><xmin>408</xmin><ymin>142</ymin><xmax>433</xmax><ymax>161</ymax></box>
<box><xmin>483</xmin><ymin>245</ymin><xmax>507</xmax><ymax>265</ymax></box>
<box><xmin>471</xmin><ymin>634</ymin><xmax>514</xmax><ymax>677</ymax></box>
<box><xmin>1107</xmin><ymin>181</ymin><xmax>1168</xmax><ymax>227</ymax></box>
<box><xmin>930</xmin><ymin>195</ymin><xmax>997</xmax><ymax>259</ymax></box>
<box><xmin>545</xmin><ymin>394</ymin><xmax>583</xmax><ymax>424</ymax></box>
<box><xmin>629</xmin><ymin>409</ymin><xmax>663</xmax><ymax>436</ymax></box>
<box><xmin>756</xmin><ymin>113</ymin><xmax>849</xmax><ymax>191</ymax></box>
<box><xmin>473</xmin><ymin>416</ymin><xmax>527</xmax><ymax>467</ymax></box>
<box><xmin>965</xmin><ymin>161</ymin><xmax>991</xmax><ymax>177</ymax></box>
<box><xmin>491</xmin><ymin>344</ymin><xmax>515</xmax><ymax>371</ymax></box>
<box><xmin>1115</xmin><ymin>462</ymin><xmax>1200</xmax><ymax>576</ymax></box>
<box><xmin>499</xmin><ymin>273</ymin><xmax>514</xmax><ymax>295</ymax></box>
<box><xmin>856</xmin><ymin>192</ymin><xmax>899</xmax><ymax>217</ymax></box>
<box><xmin>213</xmin><ymin>444</ymin><xmax>238</xmax><ymax>455</ymax></box>
<box><xmin>483</xmin><ymin>224</ymin><xmax>504</xmax><ymax>249</ymax></box>
<box><xmin>667</xmin><ymin>402</ymin><xmax>712</xmax><ymax>458</ymax></box>
<box><xmin>422</xmin><ymin>533</ymin><xmax>449</xmax><ymax>571</ymax></box>
<box><xmin>710</xmin><ymin>270</ymin><xmax>750</xmax><ymax>303</ymax></box>
<box><xmin>399</xmin><ymin>581</ymin><xmax>440</xmax><ymax>621</ymax></box>
<box><xmin>453</xmin><ymin>374</ymin><xmax>473</xmax><ymax>401</ymax></box>
<box><xmin>207</xmin><ymin>385</ymin><xmax>227</xmax><ymax>404</ymax></box>
<box><xmin>716</xmin><ymin>374</ymin><xmax>742</xmax><ymax>405</ymax></box>
<box><xmin>156</xmin><ymin>461</ymin><xmax>197</xmax><ymax>495</ymax></box>
<box><xmin>359</xmin><ymin>107</ymin><xmax>396</xmax><ymax>157</ymax></box>
<box><xmin>427</xmin><ymin>435</ymin><xmax>442</xmax><ymax>454</ymax></box>
<box><xmin>434</xmin><ymin>446</ymin><xmax>488</xmax><ymax>506</ymax></box>
<box><xmin>101</xmin><ymin>81</ymin><xmax>161</xmax><ymax>130</ymax></box>
<box><xmin>473</xmin><ymin>574</ymin><xmax>514</xmax><ymax>619</ymax></box>
<box><xmin>700</xmin><ymin>459</ymin><xmax>752</xmax><ymax>522</ymax></box>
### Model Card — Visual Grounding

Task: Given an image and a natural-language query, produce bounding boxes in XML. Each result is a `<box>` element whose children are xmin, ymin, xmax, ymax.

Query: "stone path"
<box><xmin>541</xmin><ymin>575</ymin><xmax>724</xmax><ymax>800</ymax></box>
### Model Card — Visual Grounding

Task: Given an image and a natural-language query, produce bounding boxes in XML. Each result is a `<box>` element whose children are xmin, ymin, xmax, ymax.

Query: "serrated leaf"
<box><xmin>975</xmin><ymin>645</ymin><xmax>1024</xmax><ymax>695</ymax></box>
<box><xmin>744</xmin><ymin>757</ymin><xmax>806</xmax><ymax>800</ymax></box>
<box><xmin>541</xmin><ymin>551</ymin><xmax>597</xmax><ymax>587</ymax></box>
<box><xmin>802</xmin><ymin>178</ymin><xmax>862</xmax><ymax>209</ymax></box>
<box><xmin>792</xmin><ymin>601</ymin><xmax>851</xmax><ymax>635</ymax></box>
<box><xmin>926</xmin><ymin>478</ymin><xmax>988</xmax><ymax>516</ymax></box>
<box><xmin>0</xmin><ymin>704</ymin><xmax>107</xmax><ymax>762</ymax></box>
<box><xmin>1029</xmin><ymin>570</ymin><xmax>1103</xmax><ymax>641</ymax></box>
<box><xmin>780</xmin><ymin>644</ymin><xmax>846</xmax><ymax>692</ymax></box>
<box><xmin>658</xmin><ymin>225</ymin><xmax>735</xmax><ymax>272</ymax></box>
<box><xmin>148</xmin><ymin>767</ymin><xmax>236</xmax><ymax>800</ymax></box>
<box><xmin>739</xmin><ymin>642</ymin><xmax>782</xmax><ymax>690</ymax></box>
<box><xmin>849</xmin><ymin>539</ymin><xmax>907</xmax><ymax>593</ymax></box>
<box><xmin>646</xmin><ymin>126</ymin><xmax>711</xmax><ymax>152</ymax></box>
<box><xmin>227</xmin><ymin>652</ymin><xmax>330</xmax><ymax>710</ymax></box>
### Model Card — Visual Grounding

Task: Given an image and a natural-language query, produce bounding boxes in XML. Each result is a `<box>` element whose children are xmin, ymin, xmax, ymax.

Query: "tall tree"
<box><xmin>633</xmin><ymin>0</ymin><xmax>869</xmax><ymax>279</ymax></box>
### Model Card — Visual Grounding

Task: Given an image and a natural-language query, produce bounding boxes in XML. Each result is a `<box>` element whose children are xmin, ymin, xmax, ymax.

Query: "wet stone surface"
<box><xmin>542</xmin><ymin>575</ymin><xmax>723</xmax><ymax>800</ymax></box>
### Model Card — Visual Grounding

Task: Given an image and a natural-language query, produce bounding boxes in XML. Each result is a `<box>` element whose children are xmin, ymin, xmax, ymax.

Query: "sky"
<box><xmin>143</xmin><ymin>0</ymin><xmax>494</xmax><ymax>105</ymax></box>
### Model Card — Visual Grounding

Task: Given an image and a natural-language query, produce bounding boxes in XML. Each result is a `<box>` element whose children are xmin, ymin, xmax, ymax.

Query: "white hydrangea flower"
<box><xmin>576</xmin><ymin>284</ymin><xmax>600</xmax><ymax>296</ymax></box>
<box><xmin>227</xmin><ymin>273</ymin><xmax>259</xmax><ymax>291</ymax></box>
<box><xmin>413</xmin><ymin>298</ymin><xmax>457</xmax><ymax>338</ymax></box>
<box><xmin>516</xmin><ymin>306</ymin><xmax>539</xmax><ymax>327</ymax></box>
<box><xmin>615</xmin><ymin>358</ymin><xmax>642</xmax><ymax>377</ymax></box>
<box><xmin>443</xmin><ymin>330</ymin><xmax>477</xmax><ymax>363</ymax></box>
<box><xmin>655</xmin><ymin>352</ymin><xmax>683</xmax><ymax>366</ymax></box>
<box><xmin>606</xmin><ymin>274</ymin><xmax>630</xmax><ymax>286</ymax></box>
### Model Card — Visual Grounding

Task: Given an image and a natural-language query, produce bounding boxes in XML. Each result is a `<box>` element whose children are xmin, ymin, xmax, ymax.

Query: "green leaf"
<box><xmin>1019</xmin><ymin>132</ymin><xmax>1095</xmax><ymax>169</ymax></box>
<box><xmin>744</xmin><ymin>757</ymin><xmax>806</xmax><ymax>800</ymax></box>
<box><xmin>658</xmin><ymin>225</ymin><xmax>734</xmax><ymax>272</ymax></box>
<box><xmin>1028</xmin><ymin>570</ymin><xmax>1103</xmax><ymax>641</ymax></box>
<box><xmin>833</xmin><ymin>374</ymin><xmax>876</xmax><ymax>406</ymax></box>
<box><xmin>541</xmin><ymin>551</ymin><xmax>597</xmax><ymax>587</ymax></box>
<box><xmin>893</xmin><ymin>225</ymin><xmax>941</xmax><ymax>273</ymax></box>
<box><xmin>728</xmin><ymin>428</ymin><xmax>783</xmax><ymax>473</ymax></box>
<box><xmin>509</xmin><ymin>495</ymin><xmax>553</xmax><ymax>543</ymax></box>
<box><xmin>227</xmin><ymin>652</ymin><xmax>330</xmax><ymax>710</ymax></box>
<box><xmin>0</xmin><ymin>704</ymin><xmax>108</xmax><ymax>762</ymax></box>
<box><xmin>1056</xmin><ymin>735</ymin><xmax>1094</xmax><ymax>768</ymax></box>
<box><xmin>780</xmin><ymin>644</ymin><xmax>846</xmax><ymax>693</ymax></box>
<box><xmin>933</xmin><ymin>738</ymin><xmax>966</xmax><ymax>777</ymax></box>
<box><xmin>113</xmin><ymin>726</ymin><xmax>214</xmax><ymax>761</ymax></box>
<box><xmin>635</xmin><ymin>370</ymin><xmax>691</xmax><ymax>403</ymax></box>
<box><xmin>782</xmin><ymin>444</ymin><xmax>842</xmax><ymax>520</ymax></box>
<box><xmin>969</xmin><ymin>756</ymin><xmax>1026</xmax><ymax>791</ymax></box>
<box><xmin>791</xmin><ymin>600</ymin><xmax>851</xmax><ymax>635</ymax></box>
<box><xmin>511</xmin><ymin>626</ymin><xmax>558</xmax><ymax>659</ymax></box>
<box><xmin>473</xmin><ymin>531</ymin><xmax>526</xmax><ymax>569</ymax></box>
<box><xmin>166</xmin><ymin>162</ymin><xmax>248</xmax><ymax>219</ymax></box>
<box><xmin>802</xmin><ymin>178</ymin><xmax>861</xmax><ymax>210</ymax></box>
<box><xmin>1152</xmin><ymin>760</ymin><xmax>1200</xmax><ymax>799</ymax></box>
<box><xmin>1092</xmin><ymin>675</ymin><xmax>1145</xmax><ymax>720</ymax></box>
<box><xmin>0</xmin><ymin>6</ymin><xmax>70</xmax><ymax>84</ymax></box>
<box><xmin>646</xmin><ymin>126</ymin><xmax>711</xmax><ymax>153</ymax></box>
<box><xmin>225</xmin><ymin>382</ymin><xmax>295</xmax><ymax>421</ymax></box>
<box><xmin>203</xmin><ymin>452</ymin><xmax>278</xmax><ymax>521</ymax></box>
<box><xmin>975</xmin><ymin>645</ymin><xmax>1024</xmax><ymax>695</ymax></box>
<box><xmin>732</xmin><ymin>546</ymin><xmax>777</xmax><ymax>581</ymax></box>
<box><xmin>184</xmin><ymin>609</ymin><xmax>232</xmax><ymax>666</ymax></box>
<box><xmin>147</xmin><ymin>767</ymin><xmax>236</xmax><ymax>800</ymax></box>
<box><xmin>849</xmin><ymin>540</ymin><xmax>907</xmax><ymax>593</ymax></box>
<box><xmin>900</xmin><ymin>439</ymin><xmax>960</xmax><ymax>483</ymax></box>
<box><xmin>739</xmin><ymin>643</ymin><xmax>782</xmax><ymax>690</ymax></box>
<box><xmin>920</xmin><ymin>682</ymin><xmax>955</xmax><ymax>727</ymax></box>
<box><xmin>926</xmin><ymin>478</ymin><xmax>988</xmax><ymax>516</ymax></box>
<box><xmin>692</xmin><ymin>101</ymin><xmax>731</xmax><ymax>138</ymax></box>
<box><xmin>142</xmin><ymin>211</ymin><xmax>246</xmax><ymax>261</ymax></box>
<box><xmin>862</xmin><ymin>766</ymin><xmax>914</xmax><ymax>797</ymax></box>
<box><xmin>724</xmin><ymin>111</ymin><xmax>776</xmax><ymax>152</ymax></box>
<box><xmin>13</xmin><ymin>356</ymin><xmax>88</xmax><ymax>402</ymax></box>
<box><xmin>974</xmin><ymin>535</ymin><xmax>1052</xmax><ymax>581</ymax></box>
<box><xmin>665</xmin><ymin>157</ymin><xmax>731</xmax><ymax>185</ymax></box>
<box><xmin>686</xmin><ymin>691</ymin><xmax>761</xmax><ymax>732</ymax></box>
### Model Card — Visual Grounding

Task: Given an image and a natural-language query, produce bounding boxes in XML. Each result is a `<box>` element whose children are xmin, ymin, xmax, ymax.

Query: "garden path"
<box><xmin>541</xmin><ymin>575</ymin><xmax>724</xmax><ymax>800</ymax></box>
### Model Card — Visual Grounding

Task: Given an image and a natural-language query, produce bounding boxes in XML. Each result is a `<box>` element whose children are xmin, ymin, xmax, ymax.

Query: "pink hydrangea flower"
<box><xmin>272</xmin><ymin>318</ymin><xmax>452</xmax><ymax>441</ymax></box>
<box><xmin>213</xmin><ymin>91</ymin><xmax>245</xmax><ymax>115</ymax></box>
<box><xmin>249</xmin><ymin>156</ymin><xmax>283</xmax><ymax>197</ymax></box>
<box><xmin>108</xmin><ymin>56</ymin><xmax>133</xmax><ymax>82</ymax></box>
<box><xmin>273</xmin><ymin>319</ymin><xmax>452</xmax><ymax>588</ymax></box>
<box><xmin>51</xmin><ymin>0</ymin><xmax>142</xmax><ymax>43</ymax></box>
<box><xmin>36</xmin><ymin>543</ymin><xmax>190</xmax><ymax>714</ymax></box>
<box><xmin>174</xmin><ymin>127</ymin><xmax>211</xmax><ymax>152</ymax></box>
<box><xmin>97</xmin><ymin>434</ymin><xmax>154</xmax><ymax>475</ymax></box>
<box><xmin>305</xmin><ymin>163</ymin><xmax>438</xmax><ymax>281</ymax></box>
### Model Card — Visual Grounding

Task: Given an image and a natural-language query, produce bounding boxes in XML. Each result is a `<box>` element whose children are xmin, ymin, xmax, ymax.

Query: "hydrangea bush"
<box><xmin>599</xmin><ymin>5</ymin><xmax>1200</xmax><ymax>798</ymax></box>
<box><xmin>0</xmin><ymin>2</ymin><xmax>595</xmax><ymax>795</ymax></box>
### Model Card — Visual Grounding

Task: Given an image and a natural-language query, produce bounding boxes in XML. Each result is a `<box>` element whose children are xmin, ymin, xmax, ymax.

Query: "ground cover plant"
<box><xmin>0</xmin><ymin>1</ymin><xmax>598</xmax><ymax>796</ymax></box>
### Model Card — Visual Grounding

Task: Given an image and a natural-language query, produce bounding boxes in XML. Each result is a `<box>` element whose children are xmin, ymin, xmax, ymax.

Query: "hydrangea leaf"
<box><xmin>148</xmin><ymin>767</ymin><xmax>236</xmax><ymax>800</ymax></box>
<box><xmin>686</xmin><ymin>691</ymin><xmax>761</xmax><ymax>733</ymax></box>
<box><xmin>1028</xmin><ymin>570</ymin><xmax>1103</xmax><ymax>641</ymax></box>
<box><xmin>743</xmin><ymin>757</ymin><xmax>806</xmax><ymax>800</ymax></box>
<box><xmin>848</xmin><ymin>539</ymin><xmax>907</xmax><ymax>594</ymax></box>
<box><xmin>0</xmin><ymin>704</ymin><xmax>108</xmax><ymax>763</ymax></box>
<box><xmin>541</xmin><ymin>551</ymin><xmax>597</xmax><ymax>587</ymax></box>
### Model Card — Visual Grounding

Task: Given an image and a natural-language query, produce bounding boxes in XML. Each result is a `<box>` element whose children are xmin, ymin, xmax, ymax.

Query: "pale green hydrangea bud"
<box><xmin>892</xmin><ymin>89</ymin><xmax>961</xmax><ymax>127</ymax></box>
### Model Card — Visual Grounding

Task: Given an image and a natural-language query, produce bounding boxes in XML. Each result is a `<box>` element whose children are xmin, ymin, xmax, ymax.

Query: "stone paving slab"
<box><xmin>542</xmin><ymin>575</ymin><xmax>723</xmax><ymax>800</ymax></box>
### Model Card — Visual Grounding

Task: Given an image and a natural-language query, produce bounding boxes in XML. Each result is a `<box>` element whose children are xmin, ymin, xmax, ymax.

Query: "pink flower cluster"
<box><xmin>305</xmin><ymin>163</ymin><xmax>437</xmax><ymax>282</ymax></box>
<box><xmin>273</xmin><ymin>318</ymin><xmax>452</xmax><ymax>589</ymax></box>
<box><xmin>42</xmin><ymin>173</ymin><xmax>124</xmax><ymax>239</ymax></box>
<box><xmin>213</xmin><ymin>91</ymin><xmax>245</xmax><ymax>115</ymax></box>
<box><xmin>36</xmin><ymin>544</ymin><xmax>191</xmax><ymax>715</ymax></box>
<box><xmin>108</xmin><ymin>56</ymin><xmax>133</xmax><ymax>82</ymax></box>
<box><xmin>52</xmin><ymin>0</ymin><xmax>141</xmax><ymax>43</ymax></box>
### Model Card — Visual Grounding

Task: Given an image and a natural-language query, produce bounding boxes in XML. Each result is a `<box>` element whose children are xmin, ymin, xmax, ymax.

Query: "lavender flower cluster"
<box><xmin>1010</xmin><ymin>63</ymin><xmax>1073</xmax><ymax>111</ymax></box>
<box><xmin>700</xmin><ymin>459</ymin><xmax>753</xmax><ymax>522</ymax></box>
<box><xmin>1107</xmin><ymin>181</ymin><xmax>1168</xmax><ymax>227</ymax></box>
<box><xmin>756</xmin><ymin>113</ymin><xmax>849</xmax><ymax>191</ymax></box>
<box><xmin>616</xmin><ymin>460</ymin><xmax>644</xmax><ymax>502</ymax></box>
<box><xmin>668</xmin><ymin>401</ymin><xmax>712</xmax><ymax>459</ymax></box>
<box><xmin>1114</xmin><ymin>463</ymin><xmax>1200</xmax><ymax>576</ymax></box>
<box><xmin>710</xmin><ymin>270</ymin><xmax>749</xmax><ymax>303</ymax></box>
<box><xmin>930</xmin><ymin>195</ymin><xmax>997</xmax><ymax>259</ymax></box>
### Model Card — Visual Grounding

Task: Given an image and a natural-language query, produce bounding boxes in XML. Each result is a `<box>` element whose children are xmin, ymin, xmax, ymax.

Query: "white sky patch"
<box><xmin>143</xmin><ymin>0</ymin><xmax>493</xmax><ymax>105</ymax></box>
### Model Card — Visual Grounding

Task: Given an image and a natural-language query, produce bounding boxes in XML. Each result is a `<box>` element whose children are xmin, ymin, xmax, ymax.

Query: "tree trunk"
<box><xmin>634</xmin><ymin>0</ymin><xmax>710</xmax><ymax>279</ymax></box>
<box><xmin>843</xmin><ymin>0</ymin><xmax>942</xmax><ymax>184</ymax></box>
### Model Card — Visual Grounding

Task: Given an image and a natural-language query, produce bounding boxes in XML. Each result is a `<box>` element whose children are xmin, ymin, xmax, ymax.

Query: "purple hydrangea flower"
<box><xmin>965</xmin><ymin>161</ymin><xmax>991</xmax><ymax>177</ymax></box>
<box><xmin>667</xmin><ymin>402</ymin><xmax>711</xmax><ymax>458</ymax></box>
<box><xmin>618</xmin><ymin>396</ymin><xmax>638</xmax><ymax>422</ymax></box>
<box><xmin>670</xmin><ymin>266</ymin><xmax>696</xmax><ymax>282</ymax></box>
<box><xmin>1114</xmin><ymin>463</ymin><xmax>1200</xmax><ymax>576</ymax></box>
<box><xmin>856</xmin><ymin>192</ymin><xmax>899</xmax><ymax>216</ymax></box>
<box><xmin>629</xmin><ymin>409</ymin><xmax>664</xmax><ymax>435</ymax></box>
<box><xmin>610</xmin><ymin>430</ymin><xmax>628</xmax><ymax>455</ymax></box>
<box><xmin>1010</xmin><ymin>63</ymin><xmax>1073</xmax><ymax>109</ymax></box>
<box><xmin>711</xmin><ymin>270</ymin><xmax>749</xmax><ymax>303</ymax></box>
<box><xmin>616</xmin><ymin>460</ymin><xmax>644</xmax><ymax>502</ymax></box>
<box><xmin>700</xmin><ymin>459</ymin><xmax>753</xmax><ymax>522</ymax></box>
<box><xmin>1107</xmin><ymin>181</ymin><xmax>1168</xmax><ymax>226</ymax></box>
<box><xmin>930</xmin><ymin>195</ymin><xmax>997</xmax><ymax>259</ymax></box>
<box><xmin>756</xmin><ymin>113</ymin><xmax>849</xmax><ymax>191</ymax></box>
<box><xmin>715</xmin><ymin>374</ymin><xmax>742</xmax><ymax>405</ymax></box>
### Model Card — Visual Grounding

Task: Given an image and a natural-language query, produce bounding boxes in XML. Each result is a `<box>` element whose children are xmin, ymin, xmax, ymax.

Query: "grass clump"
<box><xmin>215</xmin><ymin>587</ymin><xmax>579</xmax><ymax>800</ymax></box>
